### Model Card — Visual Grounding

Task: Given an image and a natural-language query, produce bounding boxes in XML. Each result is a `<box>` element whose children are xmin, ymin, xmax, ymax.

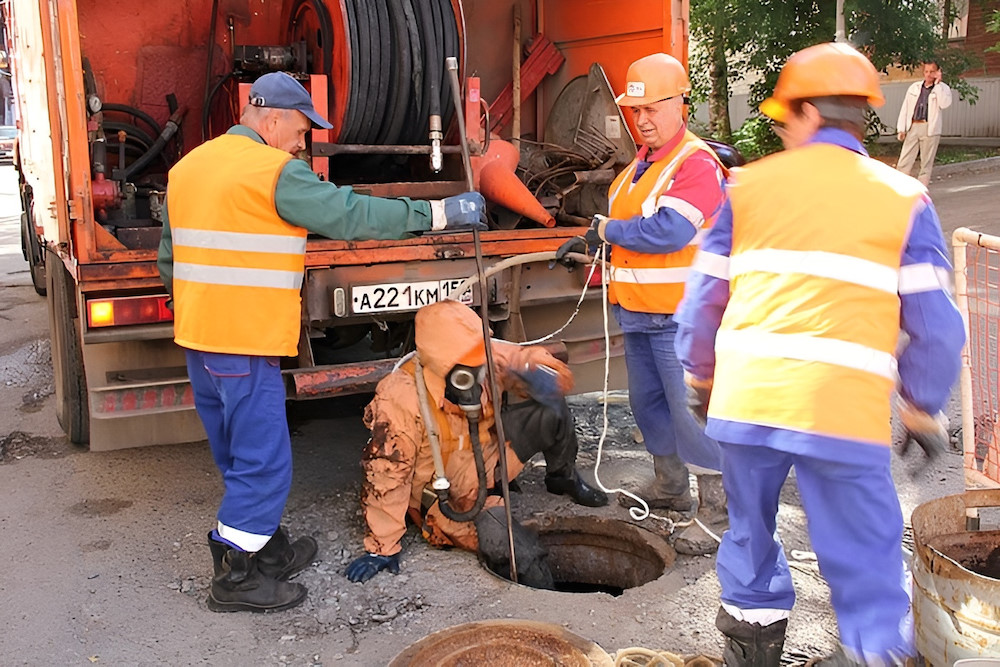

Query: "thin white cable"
<box><xmin>445</xmin><ymin>245</ymin><xmax>685</xmax><ymax>530</ymax></box>
<box><xmin>585</xmin><ymin>244</ymin><xmax>677</xmax><ymax>529</ymax></box>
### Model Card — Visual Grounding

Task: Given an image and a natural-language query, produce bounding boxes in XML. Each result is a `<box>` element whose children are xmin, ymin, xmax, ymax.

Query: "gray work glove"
<box><xmin>684</xmin><ymin>371</ymin><xmax>713</xmax><ymax>429</ymax></box>
<box><xmin>898</xmin><ymin>399</ymin><xmax>949</xmax><ymax>465</ymax></box>
<box><xmin>345</xmin><ymin>552</ymin><xmax>400</xmax><ymax>583</ymax></box>
<box><xmin>552</xmin><ymin>214</ymin><xmax>608</xmax><ymax>268</ymax></box>
<box><xmin>430</xmin><ymin>192</ymin><xmax>488</xmax><ymax>232</ymax></box>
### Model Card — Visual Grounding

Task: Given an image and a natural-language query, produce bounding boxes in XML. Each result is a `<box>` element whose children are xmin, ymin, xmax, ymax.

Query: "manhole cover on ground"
<box><xmin>483</xmin><ymin>515</ymin><xmax>674</xmax><ymax>595</ymax></box>
<box><xmin>388</xmin><ymin>619</ymin><xmax>614</xmax><ymax>666</ymax></box>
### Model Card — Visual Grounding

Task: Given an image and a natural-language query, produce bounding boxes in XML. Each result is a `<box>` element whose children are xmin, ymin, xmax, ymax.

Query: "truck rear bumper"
<box><xmin>284</xmin><ymin>359</ymin><xmax>399</xmax><ymax>400</ymax></box>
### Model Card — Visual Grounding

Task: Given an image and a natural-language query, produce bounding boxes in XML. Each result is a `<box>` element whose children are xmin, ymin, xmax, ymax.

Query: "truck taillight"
<box><xmin>87</xmin><ymin>295</ymin><xmax>173</xmax><ymax>328</ymax></box>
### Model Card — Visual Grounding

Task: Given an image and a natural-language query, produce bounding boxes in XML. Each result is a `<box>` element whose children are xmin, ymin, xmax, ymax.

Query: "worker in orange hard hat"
<box><xmin>675</xmin><ymin>42</ymin><xmax>965</xmax><ymax>665</ymax></box>
<box><xmin>555</xmin><ymin>52</ymin><xmax>730</xmax><ymax>557</ymax></box>
<box><xmin>344</xmin><ymin>300</ymin><xmax>607</xmax><ymax>586</ymax></box>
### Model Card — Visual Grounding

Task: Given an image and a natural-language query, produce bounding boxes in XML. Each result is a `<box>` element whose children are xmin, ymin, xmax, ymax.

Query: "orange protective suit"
<box><xmin>360</xmin><ymin>300</ymin><xmax>573</xmax><ymax>556</ymax></box>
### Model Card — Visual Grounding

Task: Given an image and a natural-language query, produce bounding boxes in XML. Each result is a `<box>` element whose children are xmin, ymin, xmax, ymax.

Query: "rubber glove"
<box><xmin>345</xmin><ymin>552</ymin><xmax>400</xmax><ymax>583</ymax></box>
<box><xmin>684</xmin><ymin>371</ymin><xmax>713</xmax><ymax>429</ymax></box>
<box><xmin>429</xmin><ymin>192</ymin><xmax>488</xmax><ymax>232</ymax></box>
<box><xmin>552</xmin><ymin>214</ymin><xmax>609</xmax><ymax>268</ymax></box>
<box><xmin>514</xmin><ymin>363</ymin><xmax>564</xmax><ymax>411</ymax></box>
<box><xmin>898</xmin><ymin>399</ymin><xmax>949</xmax><ymax>463</ymax></box>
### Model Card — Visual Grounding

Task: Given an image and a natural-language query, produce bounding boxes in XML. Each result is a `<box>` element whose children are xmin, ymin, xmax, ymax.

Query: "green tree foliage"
<box><xmin>690</xmin><ymin>0</ymin><xmax>975</xmax><ymax>151</ymax></box>
<box><xmin>988</xmin><ymin>9</ymin><xmax>1000</xmax><ymax>54</ymax></box>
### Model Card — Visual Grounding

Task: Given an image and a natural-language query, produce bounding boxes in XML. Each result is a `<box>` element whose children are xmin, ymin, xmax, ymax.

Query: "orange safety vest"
<box><xmin>167</xmin><ymin>134</ymin><xmax>305</xmax><ymax>357</ymax></box>
<box><xmin>709</xmin><ymin>143</ymin><xmax>924</xmax><ymax>445</ymax></box>
<box><xmin>607</xmin><ymin>130</ymin><xmax>724</xmax><ymax>314</ymax></box>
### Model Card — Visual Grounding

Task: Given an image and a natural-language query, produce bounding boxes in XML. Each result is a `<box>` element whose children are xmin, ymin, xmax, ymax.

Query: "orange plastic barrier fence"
<box><xmin>954</xmin><ymin>227</ymin><xmax>1000</xmax><ymax>488</ymax></box>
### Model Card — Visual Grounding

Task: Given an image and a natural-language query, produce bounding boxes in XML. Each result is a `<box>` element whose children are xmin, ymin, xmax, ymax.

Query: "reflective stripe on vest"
<box><xmin>168</xmin><ymin>133</ymin><xmax>305</xmax><ymax>357</ymax></box>
<box><xmin>709</xmin><ymin>143</ymin><xmax>924</xmax><ymax>445</ymax></box>
<box><xmin>607</xmin><ymin>131</ymin><xmax>723</xmax><ymax>314</ymax></box>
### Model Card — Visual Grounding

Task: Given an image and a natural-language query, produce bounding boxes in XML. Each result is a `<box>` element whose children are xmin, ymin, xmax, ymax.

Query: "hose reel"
<box><xmin>285</xmin><ymin>0</ymin><xmax>463</xmax><ymax>147</ymax></box>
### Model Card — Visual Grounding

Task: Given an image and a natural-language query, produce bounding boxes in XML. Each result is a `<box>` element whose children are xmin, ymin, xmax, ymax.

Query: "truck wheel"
<box><xmin>45</xmin><ymin>251</ymin><xmax>89</xmax><ymax>445</ymax></box>
<box><xmin>21</xmin><ymin>212</ymin><xmax>46</xmax><ymax>296</ymax></box>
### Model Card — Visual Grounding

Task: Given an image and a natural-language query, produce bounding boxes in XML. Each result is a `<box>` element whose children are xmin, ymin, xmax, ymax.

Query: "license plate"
<box><xmin>352</xmin><ymin>279</ymin><xmax>473</xmax><ymax>314</ymax></box>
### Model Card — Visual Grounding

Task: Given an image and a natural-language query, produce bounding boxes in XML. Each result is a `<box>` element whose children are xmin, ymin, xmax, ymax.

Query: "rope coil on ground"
<box><xmin>614</xmin><ymin>647</ymin><xmax>721</xmax><ymax>667</ymax></box>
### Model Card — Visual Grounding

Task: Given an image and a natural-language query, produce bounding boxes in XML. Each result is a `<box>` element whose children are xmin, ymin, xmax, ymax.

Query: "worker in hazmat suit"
<box><xmin>345</xmin><ymin>299</ymin><xmax>608</xmax><ymax>585</ymax></box>
<box><xmin>674</xmin><ymin>43</ymin><xmax>965</xmax><ymax>665</ymax></box>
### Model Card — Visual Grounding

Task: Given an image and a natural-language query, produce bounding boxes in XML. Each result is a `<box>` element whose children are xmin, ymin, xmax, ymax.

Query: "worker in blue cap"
<box><xmin>158</xmin><ymin>71</ymin><xmax>488</xmax><ymax>613</ymax></box>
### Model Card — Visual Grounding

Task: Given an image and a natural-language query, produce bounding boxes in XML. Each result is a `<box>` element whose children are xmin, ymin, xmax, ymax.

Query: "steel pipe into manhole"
<box><xmin>481</xmin><ymin>515</ymin><xmax>675</xmax><ymax>594</ymax></box>
<box><xmin>388</xmin><ymin>619</ymin><xmax>614</xmax><ymax>666</ymax></box>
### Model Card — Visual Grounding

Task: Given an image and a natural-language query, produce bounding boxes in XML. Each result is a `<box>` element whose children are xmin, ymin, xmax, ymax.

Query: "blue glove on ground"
<box><xmin>345</xmin><ymin>553</ymin><xmax>400</xmax><ymax>583</ymax></box>
<box><xmin>514</xmin><ymin>364</ymin><xmax>564</xmax><ymax>411</ymax></box>
<box><xmin>432</xmin><ymin>192</ymin><xmax>488</xmax><ymax>232</ymax></box>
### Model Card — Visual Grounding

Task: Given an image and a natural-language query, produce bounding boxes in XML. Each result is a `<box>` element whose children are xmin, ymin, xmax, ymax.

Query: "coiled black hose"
<box><xmin>101</xmin><ymin>103</ymin><xmax>162</xmax><ymax>138</ymax></box>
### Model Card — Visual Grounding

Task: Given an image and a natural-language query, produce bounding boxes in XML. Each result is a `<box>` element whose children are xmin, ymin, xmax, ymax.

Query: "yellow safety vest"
<box><xmin>607</xmin><ymin>130</ymin><xmax>723</xmax><ymax>314</ymax></box>
<box><xmin>710</xmin><ymin>143</ymin><xmax>924</xmax><ymax>445</ymax></box>
<box><xmin>167</xmin><ymin>133</ymin><xmax>305</xmax><ymax>357</ymax></box>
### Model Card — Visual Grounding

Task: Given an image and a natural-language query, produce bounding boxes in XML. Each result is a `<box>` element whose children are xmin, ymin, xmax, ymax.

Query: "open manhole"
<box><xmin>482</xmin><ymin>515</ymin><xmax>674</xmax><ymax>595</ymax></box>
<box><xmin>389</xmin><ymin>619</ymin><xmax>614</xmax><ymax>666</ymax></box>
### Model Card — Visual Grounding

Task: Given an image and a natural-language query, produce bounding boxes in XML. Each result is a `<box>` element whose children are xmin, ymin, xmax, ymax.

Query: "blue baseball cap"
<box><xmin>248</xmin><ymin>72</ymin><xmax>333</xmax><ymax>130</ymax></box>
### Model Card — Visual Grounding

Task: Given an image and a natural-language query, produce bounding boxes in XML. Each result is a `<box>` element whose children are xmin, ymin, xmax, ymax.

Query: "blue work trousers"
<box><xmin>186</xmin><ymin>350</ymin><xmax>292</xmax><ymax>551</ymax></box>
<box><xmin>717</xmin><ymin>441</ymin><xmax>914</xmax><ymax>662</ymax></box>
<box><xmin>623</xmin><ymin>325</ymin><xmax>721</xmax><ymax>471</ymax></box>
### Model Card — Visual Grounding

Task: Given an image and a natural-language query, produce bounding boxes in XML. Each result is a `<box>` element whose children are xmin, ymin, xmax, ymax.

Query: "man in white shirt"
<box><xmin>896</xmin><ymin>61</ymin><xmax>952</xmax><ymax>185</ymax></box>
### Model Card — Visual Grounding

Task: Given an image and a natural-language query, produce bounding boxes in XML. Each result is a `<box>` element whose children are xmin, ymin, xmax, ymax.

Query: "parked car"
<box><xmin>0</xmin><ymin>126</ymin><xmax>15</xmax><ymax>165</ymax></box>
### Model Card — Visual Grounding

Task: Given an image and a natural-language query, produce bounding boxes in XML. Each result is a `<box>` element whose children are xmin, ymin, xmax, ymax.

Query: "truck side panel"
<box><xmin>10</xmin><ymin>0</ymin><xmax>680</xmax><ymax>450</ymax></box>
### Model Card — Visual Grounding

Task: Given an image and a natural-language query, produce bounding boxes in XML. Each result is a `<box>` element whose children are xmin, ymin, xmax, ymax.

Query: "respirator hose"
<box><xmin>437</xmin><ymin>414</ymin><xmax>488</xmax><ymax>523</ymax></box>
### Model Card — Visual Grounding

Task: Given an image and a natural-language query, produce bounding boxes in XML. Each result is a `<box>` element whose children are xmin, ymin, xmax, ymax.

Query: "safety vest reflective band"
<box><xmin>715</xmin><ymin>330</ymin><xmax>898</xmax><ymax>381</ymax></box>
<box><xmin>168</xmin><ymin>133</ymin><xmax>305</xmax><ymax>357</ymax></box>
<box><xmin>607</xmin><ymin>130</ymin><xmax>723</xmax><ymax>313</ymax></box>
<box><xmin>709</xmin><ymin>143</ymin><xmax>924</xmax><ymax>445</ymax></box>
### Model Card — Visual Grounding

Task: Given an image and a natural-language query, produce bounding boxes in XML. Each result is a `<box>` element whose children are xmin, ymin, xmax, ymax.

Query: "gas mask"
<box><xmin>444</xmin><ymin>363</ymin><xmax>485</xmax><ymax>416</ymax></box>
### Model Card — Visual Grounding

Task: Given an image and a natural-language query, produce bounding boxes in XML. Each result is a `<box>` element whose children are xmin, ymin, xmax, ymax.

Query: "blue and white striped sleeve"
<box><xmin>897</xmin><ymin>195</ymin><xmax>966</xmax><ymax>414</ymax></box>
<box><xmin>602</xmin><ymin>154</ymin><xmax>724</xmax><ymax>254</ymax></box>
<box><xmin>674</xmin><ymin>196</ymin><xmax>735</xmax><ymax>381</ymax></box>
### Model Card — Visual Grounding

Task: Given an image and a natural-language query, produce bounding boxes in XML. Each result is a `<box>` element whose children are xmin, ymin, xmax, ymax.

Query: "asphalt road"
<box><xmin>0</xmin><ymin>163</ymin><xmax>995</xmax><ymax>665</ymax></box>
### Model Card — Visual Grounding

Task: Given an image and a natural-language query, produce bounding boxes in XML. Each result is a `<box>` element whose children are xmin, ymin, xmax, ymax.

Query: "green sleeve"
<box><xmin>157</xmin><ymin>199</ymin><xmax>174</xmax><ymax>300</ymax></box>
<box><xmin>274</xmin><ymin>159</ymin><xmax>434</xmax><ymax>239</ymax></box>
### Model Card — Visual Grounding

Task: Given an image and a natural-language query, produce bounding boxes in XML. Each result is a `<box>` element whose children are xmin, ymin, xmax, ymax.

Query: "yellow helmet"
<box><xmin>615</xmin><ymin>53</ymin><xmax>690</xmax><ymax>107</ymax></box>
<box><xmin>760</xmin><ymin>42</ymin><xmax>885</xmax><ymax>123</ymax></box>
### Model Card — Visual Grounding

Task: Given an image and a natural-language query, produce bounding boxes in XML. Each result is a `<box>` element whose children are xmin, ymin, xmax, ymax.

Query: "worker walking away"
<box><xmin>345</xmin><ymin>299</ymin><xmax>607</xmax><ymax>586</ymax></box>
<box><xmin>157</xmin><ymin>72</ymin><xmax>488</xmax><ymax>613</ymax></box>
<box><xmin>555</xmin><ymin>53</ymin><xmax>728</xmax><ymax>556</ymax></box>
<box><xmin>674</xmin><ymin>43</ymin><xmax>965</xmax><ymax>665</ymax></box>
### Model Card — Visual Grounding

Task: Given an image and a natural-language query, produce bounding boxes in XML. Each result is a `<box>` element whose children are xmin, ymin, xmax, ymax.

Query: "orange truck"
<box><xmin>6</xmin><ymin>0</ymin><xmax>689</xmax><ymax>450</ymax></box>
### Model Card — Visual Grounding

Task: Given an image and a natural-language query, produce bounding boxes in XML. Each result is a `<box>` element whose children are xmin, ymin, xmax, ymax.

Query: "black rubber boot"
<box><xmin>618</xmin><ymin>454</ymin><xmax>693</xmax><ymax>511</ymax></box>
<box><xmin>256</xmin><ymin>526</ymin><xmax>318</xmax><ymax>581</ymax></box>
<box><xmin>716</xmin><ymin>606</ymin><xmax>788</xmax><ymax>667</ymax></box>
<box><xmin>207</xmin><ymin>548</ymin><xmax>308</xmax><ymax>613</ymax></box>
<box><xmin>544</xmin><ymin>470</ymin><xmax>608</xmax><ymax>507</ymax></box>
<box><xmin>475</xmin><ymin>507</ymin><xmax>555</xmax><ymax>589</ymax></box>
<box><xmin>208</xmin><ymin>531</ymin><xmax>227</xmax><ymax>577</ymax></box>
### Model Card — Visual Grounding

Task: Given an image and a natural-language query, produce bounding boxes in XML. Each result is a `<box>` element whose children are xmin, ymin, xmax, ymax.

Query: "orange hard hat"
<box><xmin>615</xmin><ymin>53</ymin><xmax>691</xmax><ymax>107</ymax></box>
<box><xmin>760</xmin><ymin>42</ymin><xmax>885</xmax><ymax>123</ymax></box>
